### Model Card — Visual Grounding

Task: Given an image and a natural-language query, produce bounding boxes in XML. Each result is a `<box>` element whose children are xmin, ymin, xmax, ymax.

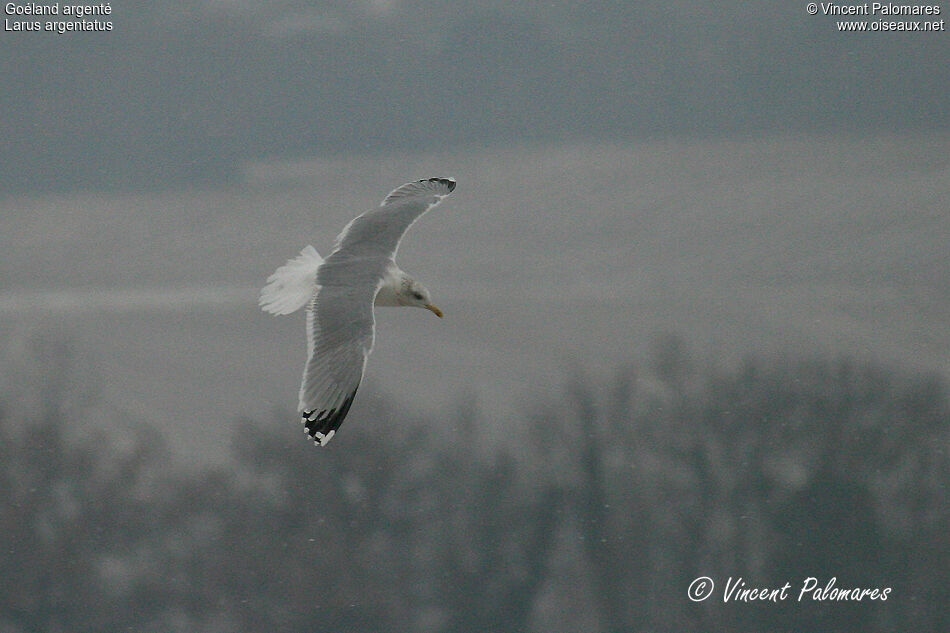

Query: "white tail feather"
<box><xmin>259</xmin><ymin>245</ymin><xmax>323</xmax><ymax>315</ymax></box>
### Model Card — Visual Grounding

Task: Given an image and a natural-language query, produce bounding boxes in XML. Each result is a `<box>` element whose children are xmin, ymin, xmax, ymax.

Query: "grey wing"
<box><xmin>332</xmin><ymin>177</ymin><xmax>456</xmax><ymax>259</ymax></box>
<box><xmin>298</xmin><ymin>283</ymin><xmax>377</xmax><ymax>446</ymax></box>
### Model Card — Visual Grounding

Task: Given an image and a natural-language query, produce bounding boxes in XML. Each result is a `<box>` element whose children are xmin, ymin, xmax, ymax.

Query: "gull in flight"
<box><xmin>260</xmin><ymin>177</ymin><xmax>456</xmax><ymax>446</ymax></box>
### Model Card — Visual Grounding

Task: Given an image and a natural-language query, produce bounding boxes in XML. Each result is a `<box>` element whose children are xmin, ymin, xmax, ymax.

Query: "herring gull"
<box><xmin>260</xmin><ymin>177</ymin><xmax>456</xmax><ymax>446</ymax></box>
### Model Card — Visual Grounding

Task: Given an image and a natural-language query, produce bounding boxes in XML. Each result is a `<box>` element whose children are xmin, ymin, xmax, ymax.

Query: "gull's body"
<box><xmin>260</xmin><ymin>177</ymin><xmax>456</xmax><ymax>446</ymax></box>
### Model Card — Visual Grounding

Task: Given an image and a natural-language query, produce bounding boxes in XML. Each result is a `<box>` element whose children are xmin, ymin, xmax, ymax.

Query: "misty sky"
<box><xmin>2</xmin><ymin>1</ymin><xmax>949</xmax><ymax>462</ymax></box>
<box><xmin>2</xmin><ymin>0</ymin><xmax>948</xmax><ymax>192</ymax></box>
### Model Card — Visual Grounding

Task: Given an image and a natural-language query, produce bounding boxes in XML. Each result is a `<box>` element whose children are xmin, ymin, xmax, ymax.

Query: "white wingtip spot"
<box><xmin>312</xmin><ymin>429</ymin><xmax>335</xmax><ymax>446</ymax></box>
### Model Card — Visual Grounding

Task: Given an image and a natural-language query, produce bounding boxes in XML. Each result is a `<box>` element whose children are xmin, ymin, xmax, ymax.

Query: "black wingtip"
<box><xmin>301</xmin><ymin>390</ymin><xmax>358</xmax><ymax>446</ymax></box>
<box><xmin>428</xmin><ymin>177</ymin><xmax>456</xmax><ymax>192</ymax></box>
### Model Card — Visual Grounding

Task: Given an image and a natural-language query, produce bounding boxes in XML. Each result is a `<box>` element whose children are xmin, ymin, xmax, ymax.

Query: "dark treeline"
<box><xmin>2</xmin><ymin>337</ymin><xmax>948</xmax><ymax>632</ymax></box>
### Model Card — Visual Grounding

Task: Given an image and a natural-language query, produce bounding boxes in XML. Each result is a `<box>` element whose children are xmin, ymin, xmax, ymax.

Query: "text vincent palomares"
<box><xmin>817</xmin><ymin>2</ymin><xmax>940</xmax><ymax>15</ymax></box>
<box><xmin>724</xmin><ymin>577</ymin><xmax>891</xmax><ymax>603</ymax></box>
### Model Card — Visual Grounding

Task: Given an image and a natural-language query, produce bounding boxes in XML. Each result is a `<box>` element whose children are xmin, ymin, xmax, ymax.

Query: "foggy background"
<box><xmin>1</xmin><ymin>1</ymin><xmax>948</xmax><ymax>632</ymax></box>
<box><xmin>2</xmin><ymin>0</ymin><xmax>948</xmax><ymax>192</ymax></box>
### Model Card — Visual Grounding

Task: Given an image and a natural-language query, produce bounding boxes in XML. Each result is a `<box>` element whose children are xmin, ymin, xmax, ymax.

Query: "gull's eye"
<box><xmin>412</xmin><ymin>292</ymin><xmax>424</xmax><ymax>301</ymax></box>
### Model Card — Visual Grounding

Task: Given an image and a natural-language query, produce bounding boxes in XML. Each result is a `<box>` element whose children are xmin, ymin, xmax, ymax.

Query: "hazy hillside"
<box><xmin>2</xmin><ymin>133</ymin><xmax>948</xmax><ymax>463</ymax></box>
<box><xmin>2</xmin><ymin>1</ymin><xmax>947</xmax><ymax>191</ymax></box>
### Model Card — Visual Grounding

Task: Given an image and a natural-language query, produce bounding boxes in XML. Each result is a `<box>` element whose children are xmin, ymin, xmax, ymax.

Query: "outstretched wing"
<box><xmin>331</xmin><ymin>177</ymin><xmax>456</xmax><ymax>260</ymax></box>
<box><xmin>298</xmin><ymin>280</ymin><xmax>378</xmax><ymax>446</ymax></box>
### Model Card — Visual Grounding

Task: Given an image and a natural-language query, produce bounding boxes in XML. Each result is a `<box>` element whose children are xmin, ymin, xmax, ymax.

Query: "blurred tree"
<box><xmin>2</xmin><ymin>335</ymin><xmax>947</xmax><ymax>633</ymax></box>
<box><xmin>187</xmin><ymin>404</ymin><xmax>423</xmax><ymax>632</ymax></box>
<box><xmin>563</xmin><ymin>371</ymin><xmax>650</xmax><ymax>633</ymax></box>
<box><xmin>213</xmin><ymin>400</ymin><xmax>565</xmax><ymax>633</ymax></box>
<box><xmin>0</xmin><ymin>339</ymin><xmax>169</xmax><ymax>632</ymax></box>
<box><xmin>426</xmin><ymin>445</ymin><xmax>563</xmax><ymax>633</ymax></box>
<box><xmin>675</xmin><ymin>357</ymin><xmax>950</xmax><ymax>633</ymax></box>
<box><xmin>533</xmin><ymin>351</ymin><xmax>948</xmax><ymax>633</ymax></box>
